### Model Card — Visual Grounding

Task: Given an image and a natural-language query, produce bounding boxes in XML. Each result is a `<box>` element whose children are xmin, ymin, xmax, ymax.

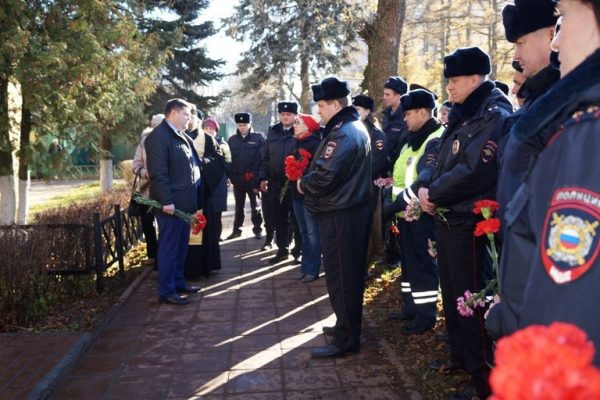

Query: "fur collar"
<box><xmin>513</xmin><ymin>49</ymin><xmax>600</xmax><ymax>146</ymax></box>
<box><xmin>408</xmin><ymin>118</ymin><xmax>442</xmax><ymax>150</ymax></box>
<box><xmin>518</xmin><ymin>64</ymin><xmax>560</xmax><ymax>103</ymax></box>
<box><xmin>448</xmin><ymin>80</ymin><xmax>495</xmax><ymax>125</ymax></box>
<box><xmin>322</xmin><ymin>106</ymin><xmax>360</xmax><ymax>138</ymax></box>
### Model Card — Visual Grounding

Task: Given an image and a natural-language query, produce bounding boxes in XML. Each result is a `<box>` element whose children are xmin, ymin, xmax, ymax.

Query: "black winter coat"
<box><xmin>427</xmin><ymin>81</ymin><xmax>513</xmax><ymax>216</ymax></box>
<box><xmin>362</xmin><ymin>119</ymin><xmax>388</xmax><ymax>180</ymax></box>
<box><xmin>300</xmin><ymin>107</ymin><xmax>372</xmax><ymax>214</ymax></box>
<box><xmin>259</xmin><ymin>122</ymin><xmax>297</xmax><ymax>187</ymax></box>
<box><xmin>227</xmin><ymin>130</ymin><xmax>264</xmax><ymax>187</ymax></box>
<box><xmin>145</xmin><ymin>120</ymin><xmax>201</xmax><ymax>214</ymax></box>
<box><xmin>496</xmin><ymin>65</ymin><xmax>560</xmax><ymax>220</ymax></box>
<box><xmin>382</xmin><ymin>106</ymin><xmax>409</xmax><ymax>172</ymax></box>
<box><xmin>486</xmin><ymin>51</ymin><xmax>600</xmax><ymax>364</ymax></box>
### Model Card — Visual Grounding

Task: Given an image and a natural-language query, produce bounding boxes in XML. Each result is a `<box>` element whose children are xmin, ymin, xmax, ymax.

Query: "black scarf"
<box><xmin>407</xmin><ymin>118</ymin><xmax>442</xmax><ymax>150</ymax></box>
<box><xmin>517</xmin><ymin>64</ymin><xmax>560</xmax><ymax>102</ymax></box>
<box><xmin>513</xmin><ymin>49</ymin><xmax>600</xmax><ymax>150</ymax></box>
<box><xmin>322</xmin><ymin>106</ymin><xmax>360</xmax><ymax>138</ymax></box>
<box><xmin>448</xmin><ymin>80</ymin><xmax>495</xmax><ymax>127</ymax></box>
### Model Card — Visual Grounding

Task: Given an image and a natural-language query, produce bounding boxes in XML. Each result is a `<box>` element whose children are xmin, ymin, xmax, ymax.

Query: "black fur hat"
<box><xmin>444</xmin><ymin>47</ymin><xmax>491</xmax><ymax>78</ymax></box>
<box><xmin>352</xmin><ymin>94</ymin><xmax>375</xmax><ymax>111</ymax></box>
<box><xmin>383</xmin><ymin>76</ymin><xmax>408</xmax><ymax>95</ymax></box>
<box><xmin>312</xmin><ymin>77</ymin><xmax>350</xmax><ymax>101</ymax></box>
<box><xmin>400</xmin><ymin>89</ymin><xmax>436</xmax><ymax>111</ymax></box>
<box><xmin>409</xmin><ymin>83</ymin><xmax>439</xmax><ymax>100</ymax></box>
<box><xmin>502</xmin><ymin>0</ymin><xmax>557</xmax><ymax>43</ymax></box>
<box><xmin>234</xmin><ymin>112</ymin><xmax>251</xmax><ymax>124</ymax></box>
<box><xmin>277</xmin><ymin>101</ymin><xmax>298</xmax><ymax>114</ymax></box>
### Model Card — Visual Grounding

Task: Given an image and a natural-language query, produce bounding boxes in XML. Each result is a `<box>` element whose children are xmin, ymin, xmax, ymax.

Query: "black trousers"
<box><xmin>318</xmin><ymin>203</ymin><xmax>371</xmax><ymax>350</ymax></box>
<box><xmin>398</xmin><ymin>214</ymin><xmax>438</xmax><ymax>326</ymax></box>
<box><xmin>267</xmin><ymin>183</ymin><xmax>292</xmax><ymax>254</ymax></box>
<box><xmin>140</xmin><ymin>204</ymin><xmax>157</xmax><ymax>259</ymax></box>
<box><xmin>232</xmin><ymin>184</ymin><xmax>262</xmax><ymax>233</ymax></box>
<box><xmin>261</xmin><ymin>189</ymin><xmax>275</xmax><ymax>243</ymax></box>
<box><xmin>436</xmin><ymin>219</ymin><xmax>494</xmax><ymax>393</ymax></box>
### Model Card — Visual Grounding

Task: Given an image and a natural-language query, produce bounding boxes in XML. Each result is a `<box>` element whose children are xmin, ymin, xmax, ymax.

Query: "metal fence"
<box><xmin>0</xmin><ymin>205</ymin><xmax>143</xmax><ymax>292</ymax></box>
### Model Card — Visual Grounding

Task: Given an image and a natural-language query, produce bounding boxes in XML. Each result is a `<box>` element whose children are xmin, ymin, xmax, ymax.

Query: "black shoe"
<box><xmin>254</xmin><ymin>231</ymin><xmax>262</xmax><ymax>239</ymax></box>
<box><xmin>429</xmin><ymin>358</ymin><xmax>465</xmax><ymax>372</ymax></box>
<box><xmin>322</xmin><ymin>326</ymin><xmax>336</xmax><ymax>336</ymax></box>
<box><xmin>310</xmin><ymin>343</ymin><xmax>360</xmax><ymax>359</ymax></box>
<box><xmin>447</xmin><ymin>384</ymin><xmax>486</xmax><ymax>400</ymax></box>
<box><xmin>301</xmin><ymin>274</ymin><xmax>318</xmax><ymax>283</ymax></box>
<box><xmin>388</xmin><ymin>309</ymin><xmax>415</xmax><ymax>321</ymax></box>
<box><xmin>401</xmin><ymin>322</ymin><xmax>434</xmax><ymax>336</ymax></box>
<box><xmin>226</xmin><ymin>230</ymin><xmax>242</xmax><ymax>240</ymax></box>
<box><xmin>261</xmin><ymin>241</ymin><xmax>273</xmax><ymax>251</ymax></box>
<box><xmin>268</xmin><ymin>252</ymin><xmax>289</xmax><ymax>265</ymax></box>
<box><xmin>159</xmin><ymin>294</ymin><xmax>190</xmax><ymax>305</ymax></box>
<box><xmin>176</xmin><ymin>285</ymin><xmax>201</xmax><ymax>294</ymax></box>
<box><xmin>291</xmin><ymin>247</ymin><xmax>301</xmax><ymax>259</ymax></box>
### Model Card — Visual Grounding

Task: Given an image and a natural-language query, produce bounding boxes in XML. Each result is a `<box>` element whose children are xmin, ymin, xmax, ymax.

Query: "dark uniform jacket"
<box><xmin>259</xmin><ymin>122</ymin><xmax>296</xmax><ymax>187</ymax></box>
<box><xmin>426</xmin><ymin>81</ymin><xmax>512</xmax><ymax>217</ymax></box>
<box><xmin>227</xmin><ymin>130</ymin><xmax>264</xmax><ymax>187</ymax></box>
<box><xmin>363</xmin><ymin>119</ymin><xmax>388</xmax><ymax>180</ymax></box>
<box><xmin>300</xmin><ymin>107</ymin><xmax>372</xmax><ymax>215</ymax></box>
<box><xmin>382</xmin><ymin>106</ymin><xmax>409</xmax><ymax>172</ymax></box>
<box><xmin>486</xmin><ymin>51</ymin><xmax>600</xmax><ymax>359</ymax></box>
<box><xmin>145</xmin><ymin>120</ymin><xmax>201</xmax><ymax>214</ymax></box>
<box><xmin>497</xmin><ymin>65</ymin><xmax>560</xmax><ymax>217</ymax></box>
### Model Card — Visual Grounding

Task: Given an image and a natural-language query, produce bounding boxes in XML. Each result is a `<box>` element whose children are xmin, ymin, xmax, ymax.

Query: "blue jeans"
<box><xmin>292</xmin><ymin>198</ymin><xmax>321</xmax><ymax>276</ymax></box>
<box><xmin>155</xmin><ymin>213</ymin><xmax>190</xmax><ymax>298</ymax></box>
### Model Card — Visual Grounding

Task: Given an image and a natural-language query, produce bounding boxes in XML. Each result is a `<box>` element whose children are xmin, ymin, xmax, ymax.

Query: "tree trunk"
<box><xmin>100</xmin><ymin>130</ymin><xmax>113</xmax><ymax>193</ymax></box>
<box><xmin>360</xmin><ymin>0</ymin><xmax>406</xmax><ymax>112</ymax></box>
<box><xmin>299</xmin><ymin>10</ymin><xmax>311</xmax><ymax>113</ymax></box>
<box><xmin>17</xmin><ymin>107</ymin><xmax>31</xmax><ymax>223</ymax></box>
<box><xmin>0</xmin><ymin>77</ymin><xmax>17</xmax><ymax>225</ymax></box>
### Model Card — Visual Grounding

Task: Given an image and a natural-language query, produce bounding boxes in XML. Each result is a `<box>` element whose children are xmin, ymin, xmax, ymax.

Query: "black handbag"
<box><xmin>127</xmin><ymin>172</ymin><xmax>143</xmax><ymax>217</ymax></box>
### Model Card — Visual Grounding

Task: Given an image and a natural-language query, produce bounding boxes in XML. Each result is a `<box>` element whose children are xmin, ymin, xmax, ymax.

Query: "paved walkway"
<box><xmin>45</xmin><ymin>207</ymin><xmax>415</xmax><ymax>399</ymax></box>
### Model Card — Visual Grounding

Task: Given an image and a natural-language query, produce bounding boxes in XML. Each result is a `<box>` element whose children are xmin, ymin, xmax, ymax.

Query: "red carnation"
<box><xmin>390</xmin><ymin>224</ymin><xmax>400</xmax><ymax>236</ymax></box>
<box><xmin>473</xmin><ymin>199</ymin><xmax>500</xmax><ymax>215</ymax></box>
<box><xmin>474</xmin><ymin>218</ymin><xmax>500</xmax><ymax>237</ymax></box>
<box><xmin>490</xmin><ymin>323</ymin><xmax>600</xmax><ymax>400</ymax></box>
<box><xmin>191</xmin><ymin>211</ymin><xmax>207</xmax><ymax>235</ymax></box>
<box><xmin>243</xmin><ymin>171</ymin><xmax>254</xmax><ymax>182</ymax></box>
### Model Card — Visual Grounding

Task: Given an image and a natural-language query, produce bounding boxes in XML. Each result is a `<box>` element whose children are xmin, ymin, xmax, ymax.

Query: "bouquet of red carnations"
<box><xmin>133</xmin><ymin>194</ymin><xmax>207</xmax><ymax>235</ymax></box>
<box><xmin>280</xmin><ymin>148</ymin><xmax>312</xmax><ymax>202</ymax></box>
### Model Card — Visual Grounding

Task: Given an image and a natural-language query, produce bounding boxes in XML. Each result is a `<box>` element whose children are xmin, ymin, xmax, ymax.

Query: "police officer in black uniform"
<box><xmin>299</xmin><ymin>77</ymin><xmax>372</xmax><ymax>358</ymax></box>
<box><xmin>384</xmin><ymin>89</ymin><xmax>444</xmax><ymax>335</ymax></box>
<box><xmin>417</xmin><ymin>47</ymin><xmax>512</xmax><ymax>400</ymax></box>
<box><xmin>493</xmin><ymin>0</ymin><xmax>600</xmax><ymax>365</ymax></box>
<box><xmin>259</xmin><ymin>101</ymin><xmax>299</xmax><ymax>264</ymax></box>
<box><xmin>487</xmin><ymin>0</ymin><xmax>560</xmax><ymax>341</ymax></box>
<box><xmin>226</xmin><ymin>112</ymin><xmax>264</xmax><ymax>239</ymax></box>
<box><xmin>382</xmin><ymin>76</ymin><xmax>409</xmax><ymax>171</ymax></box>
<box><xmin>352</xmin><ymin>94</ymin><xmax>388</xmax><ymax>266</ymax></box>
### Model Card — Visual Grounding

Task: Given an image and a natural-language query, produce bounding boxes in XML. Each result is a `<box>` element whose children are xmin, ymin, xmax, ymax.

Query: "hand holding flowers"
<box><xmin>280</xmin><ymin>148</ymin><xmax>312</xmax><ymax>202</ymax></box>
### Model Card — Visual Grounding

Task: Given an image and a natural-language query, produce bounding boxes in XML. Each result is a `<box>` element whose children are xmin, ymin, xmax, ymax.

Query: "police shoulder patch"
<box><xmin>481</xmin><ymin>140</ymin><xmax>497</xmax><ymax>163</ymax></box>
<box><xmin>541</xmin><ymin>187</ymin><xmax>600</xmax><ymax>284</ymax></box>
<box><xmin>375</xmin><ymin>139</ymin><xmax>384</xmax><ymax>150</ymax></box>
<box><xmin>323</xmin><ymin>141</ymin><xmax>337</xmax><ymax>159</ymax></box>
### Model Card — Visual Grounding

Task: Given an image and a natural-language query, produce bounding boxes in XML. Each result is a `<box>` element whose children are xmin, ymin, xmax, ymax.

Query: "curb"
<box><xmin>27</xmin><ymin>266</ymin><xmax>152</xmax><ymax>400</ymax></box>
